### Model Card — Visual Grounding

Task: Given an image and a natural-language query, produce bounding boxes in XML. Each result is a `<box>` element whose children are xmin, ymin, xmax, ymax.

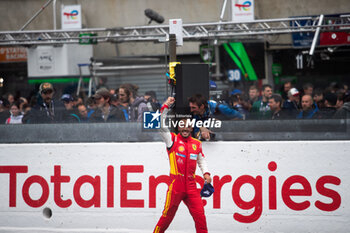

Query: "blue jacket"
<box><xmin>192</xmin><ymin>100</ymin><xmax>242</xmax><ymax>136</ymax></box>
<box><xmin>297</xmin><ymin>104</ymin><xmax>319</xmax><ymax>119</ymax></box>
<box><xmin>207</xmin><ymin>100</ymin><xmax>243</xmax><ymax>120</ymax></box>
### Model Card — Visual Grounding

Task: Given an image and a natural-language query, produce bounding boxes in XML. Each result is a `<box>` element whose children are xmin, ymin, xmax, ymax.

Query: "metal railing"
<box><xmin>1</xmin><ymin>15</ymin><xmax>350</xmax><ymax>46</ymax></box>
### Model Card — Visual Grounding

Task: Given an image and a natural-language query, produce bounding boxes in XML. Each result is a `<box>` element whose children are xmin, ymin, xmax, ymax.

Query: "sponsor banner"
<box><xmin>169</xmin><ymin>19</ymin><xmax>183</xmax><ymax>46</ymax></box>
<box><xmin>61</xmin><ymin>5</ymin><xmax>82</xmax><ymax>29</ymax></box>
<box><xmin>36</xmin><ymin>47</ymin><xmax>54</xmax><ymax>73</ymax></box>
<box><xmin>27</xmin><ymin>44</ymin><xmax>93</xmax><ymax>77</ymax></box>
<box><xmin>291</xmin><ymin>18</ymin><xmax>315</xmax><ymax>47</ymax></box>
<box><xmin>0</xmin><ymin>47</ymin><xmax>27</xmax><ymax>62</ymax></box>
<box><xmin>292</xmin><ymin>13</ymin><xmax>350</xmax><ymax>47</ymax></box>
<box><xmin>320</xmin><ymin>32</ymin><xmax>350</xmax><ymax>46</ymax></box>
<box><xmin>231</xmin><ymin>0</ymin><xmax>255</xmax><ymax>22</ymax></box>
<box><xmin>0</xmin><ymin>141</ymin><xmax>349</xmax><ymax>232</ymax></box>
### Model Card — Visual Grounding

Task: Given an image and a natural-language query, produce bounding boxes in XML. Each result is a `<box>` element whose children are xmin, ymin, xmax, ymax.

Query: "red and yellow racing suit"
<box><xmin>153</xmin><ymin>105</ymin><xmax>210</xmax><ymax>233</ymax></box>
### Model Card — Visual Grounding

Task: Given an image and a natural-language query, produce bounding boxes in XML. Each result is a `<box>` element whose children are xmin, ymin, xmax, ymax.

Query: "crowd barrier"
<box><xmin>0</xmin><ymin>140</ymin><xmax>349</xmax><ymax>232</ymax></box>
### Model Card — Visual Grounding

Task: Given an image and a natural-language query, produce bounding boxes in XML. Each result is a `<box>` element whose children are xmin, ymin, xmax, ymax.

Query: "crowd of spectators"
<box><xmin>205</xmin><ymin>81</ymin><xmax>350</xmax><ymax>121</ymax></box>
<box><xmin>0</xmin><ymin>82</ymin><xmax>161</xmax><ymax>124</ymax></box>
<box><xmin>0</xmin><ymin>80</ymin><xmax>349</xmax><ymax>125</ymax></box>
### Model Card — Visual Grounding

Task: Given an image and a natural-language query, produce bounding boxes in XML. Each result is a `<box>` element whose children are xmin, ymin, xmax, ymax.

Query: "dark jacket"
<box><xmin>62</xmin><ymin>109</ymin><xmax>81</xmax><ymax>123</ymax></box>
<box><xmin>333</xmin><ymin>102</ymin><xmax>350</xmax><ymax>119</ymax></box>
<box><xmin>89</xmin><ymin>105</ymin><xmax>126</xmax><ymax>123</ymax></box>
<box><xmin>272</xmin><ymin>109</ymin><xmax>290</xmax><ymax>120</ymax></box>
<box><xmin>24</xmin><ymin>95</ymin><xmax>65</xmax><ymax>124</ymax></box>
<box><xmin>0</xmin><ymin>110</ymin><xmax>10</xmax><ymax>124</ymax></box>
<box><xmin>318</xmin><ymin>107</ymin><xmax>337</xmax><ymax>119</ymax></box>
<box><xmin>283</xmin><ymin>100</ymin><xmax>300</xmax><ymax>119</ymax></box>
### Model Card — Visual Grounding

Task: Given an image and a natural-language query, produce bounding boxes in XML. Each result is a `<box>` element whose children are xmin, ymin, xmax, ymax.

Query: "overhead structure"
<box><xmin>1</xmin><ymin>15</ymin><xmax>350</xmax><ymax>46</ymax></box>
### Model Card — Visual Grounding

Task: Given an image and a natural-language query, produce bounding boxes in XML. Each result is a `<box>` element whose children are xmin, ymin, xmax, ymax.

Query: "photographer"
<box><xmin>188</xmin><ymin>94</ymin><xmax>242</xmax><ymax>140</ymax></box>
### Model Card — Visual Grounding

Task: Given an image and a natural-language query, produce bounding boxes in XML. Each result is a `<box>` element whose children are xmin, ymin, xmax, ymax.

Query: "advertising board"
<box><xmin>0</xmin><ymin>141</ymin><xmax>349</xmax><ymax>232</ymax></box>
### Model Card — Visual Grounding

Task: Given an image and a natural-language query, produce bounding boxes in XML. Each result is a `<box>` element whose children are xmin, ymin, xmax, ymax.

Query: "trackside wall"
<box><xmin>0</xmin><ymin>141</ymin><xmax>349</xmax><ymax>233</ymax></box>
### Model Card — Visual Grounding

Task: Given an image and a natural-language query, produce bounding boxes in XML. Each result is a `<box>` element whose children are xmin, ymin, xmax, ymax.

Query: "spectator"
<box><xmin>250</xmin><ymin>84</ymin><xmax>272</xmax><ymax>120</ymax></box>
<box><xmin>283</xmin><ymin>87</ymin><xmax>300</xmax><ymax>118</ymax></box>
<box><xmin>110</xmin><ymin>93</ymin><xmax>120</xmax><ymax>107</ymax></box>
<box><xmin>6</xmin><ymin>93</ymin><xmax>15</xmax><ymax>106</ymax></box>
<box><xmin>72</xmin><ymin>95</ymin><xmax>83</xmax><ymax>108</ymax></box>
<box><xmin>327</xmin><ymin>82</ymin><xmax>341</xmax><ymax>94</ymax></box>
<box><xmin>89</xmin><ymin>89</ymin><xmax>126</xmax><ymax>123</ymax></box>
<box><xmin>268</xmin><ymin>94</ymin><xmax>289</xmax><ymax>120</ymax></box>
<box><xmin>319</xmin><ymin>93</ymin><xmax>337</xmax><ymax>119</ymax></box>
<box><xmin>189</xmin><ymin>93</ymin><xmax>242</xmax><ymax>140</ymax></box>
<box><xmin>303</xmin><ymin>83</ymin><xmax>314</xmax><ymax>96</ymax></box>
<box><xmin>5</xmin><ymin>102</ymin><xmax>23</xmax><ymax>124</ymax></box>
<box><xmin>24</xmin><ymin>82</ymin><xmax>64</xmax><ymax>123</ymax></box>
<box><xmin>18</xmin><ymin>97</ymin><xmax>28</xmax><ymax>114</ymax></box>
<box><xmin>144</xmin><ymin>90</ymin><xmax>161</xmax><ymax>112</ymax></box>
<box><xmin>0</xmin><ymin>99</ymin><xmax>10</xmax><ymax>124</ymax></box>
<box><xmin>21</xmin><ymin>103</ymin><xmax>32</xmax><ymax>124</ymax></box>
<box><xmin>61</xmin><ymin>94</ymin><xmax>80</xmax><ymax>123</ymax></box>
<box><xmin>86</xmin><ymin>96</ymin><xmax>97</xmax><ymax>119</ymax></box>
<box><xmin>248</xmin><ymin>85</ymin><xmax>260</xmax><ymax>105</ymax></box>
<box><xmin>313</xmin><ymin>88</ymin><xmax>324</xmax><ymax>109</ymax></box>
<box><xmin>116</xmin><ymin>88</ymin><xmax>129</xmax><ymax>121</ymax></box>
<box><xmin>281</xmin><ymin>81</ymin><xmax>292</xmax><ymax>100</ymax></box>
<box><xmin>297</xmin><ymin>95</ymin><xmax>319</xmax><ymax>119</ymax></box>
<box><xmin>230</xmin><ymin>89</ymin><xmax>248</xmax><ymax>119</ymax></box>
<box><xmin>336</xmin><ymin>90</ymin><xmax>345</xmax><ymax>110</ymax></box>
<box><xmin>334</xmin><ymin>91</ymin><xmax>350</xmax><ymax>118</ymax></box>
<box><xmin>118</xmin><ymin>84</ymin><xmax>148</xmax><ymax>122</ymax></box>
<box><xmin>77</xmin><ymin>104</ymin><xmax>89</xmax><ymax>123</ymax></box>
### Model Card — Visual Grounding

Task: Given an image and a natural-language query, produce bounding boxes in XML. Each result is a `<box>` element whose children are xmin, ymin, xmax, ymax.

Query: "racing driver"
<box><xmin>153</xmin><ymin>97</ymin><xmax>212</xmax><ymax>233</ymax></box>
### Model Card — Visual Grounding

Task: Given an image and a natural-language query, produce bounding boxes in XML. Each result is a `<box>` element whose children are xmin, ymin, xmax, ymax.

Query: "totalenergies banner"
<box><xmin>0</xmin><ymin>141</ymin><xmax>349</xmax><ymax>232</ymax></box>
<box><xmin>61</xmin><ymin>5</ymin><xmax>82</xmax><ymax>29</ymax></box>
<box><xmin>231</xmin><ymin>0</ymin><xmax>255</xmax><ymax>22</ymax></box>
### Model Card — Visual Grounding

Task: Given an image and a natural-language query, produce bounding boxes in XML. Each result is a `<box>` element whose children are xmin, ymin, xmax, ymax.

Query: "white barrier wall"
<box><xmin>0</xmin><ymin>141</ymin><xmax>349</xmax><ymax>233</ymax></box>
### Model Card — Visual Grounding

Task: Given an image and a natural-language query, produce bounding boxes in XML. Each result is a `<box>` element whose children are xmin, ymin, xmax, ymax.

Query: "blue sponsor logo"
<box><xmin>143</xmin><ymin>110</ymin><xmax>161</xmax><ymax>129</ymax></box>
<box><xmin>190</xmin><ymin>154</ymin><xmax>198</xmax><ymax>160</ymax></box>
<box><xmin>176</xmin><ymin>152</ymin><xmax>186</xmax><ymax>158</ymax></box>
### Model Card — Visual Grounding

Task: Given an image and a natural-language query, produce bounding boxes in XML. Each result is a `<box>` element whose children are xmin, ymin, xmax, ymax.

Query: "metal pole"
<box><xmin>169</xmin><ymin>34</ymin><xmax>177</xmax><ymax>62</ymax></box>
<box><xmin>53</xmin><ymin>0</ymin><xmax>57</xmax><ymax>30</ymax></box>
<box><xmin>20</xmin><ymin>0</ymin><xmax>54</xmax><ymax>31</ymax></box>
<box><xmin>309</xmin><ymin>14</ymin><xmax>324</xmax><ymax>56</ymax></box>
<box><xmin>213</xmin><ymin>0</ymin><xmax>228</xmax><ymax>78</ymax></box>
<box><xmin>214</xmin><ymin>0</ymin><xmax>227</xmax><ymax>45</ymax></box>
<box><xmin>214</xmin><ymin>46</ymin><xmax>221</xmax><ymax>77</ymax></box>
<box><xmin>165</xmin><ymin>41</ymin><xmax>169</xmax><ymax>97</ymax></box>
<box><xmin>219</xmin><ymin>0</ymin><xmax>228</xmax><ymax>22</ymax></box>
<box><xmin>169</xmin><ymin>34</ymin><xmax>177</xmax><ymax>97</ymax></box>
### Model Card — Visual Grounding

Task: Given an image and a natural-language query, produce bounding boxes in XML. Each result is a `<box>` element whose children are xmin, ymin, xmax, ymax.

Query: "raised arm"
<box><xmin>160</xmin><ymin>97</ymin><xmax>175</xmax><ymax>149</ymax></box>
<box><xmin>197</xmin><ymin>144</ymin><xmax>212</xmax><ymax>183</ymax></box>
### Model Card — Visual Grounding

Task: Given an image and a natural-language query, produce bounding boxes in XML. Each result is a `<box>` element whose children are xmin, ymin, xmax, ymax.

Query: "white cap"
<box><xmin>288</xmin><ymin>88</ymin><xmax>299</xmax><ymax>97</ymax></box>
